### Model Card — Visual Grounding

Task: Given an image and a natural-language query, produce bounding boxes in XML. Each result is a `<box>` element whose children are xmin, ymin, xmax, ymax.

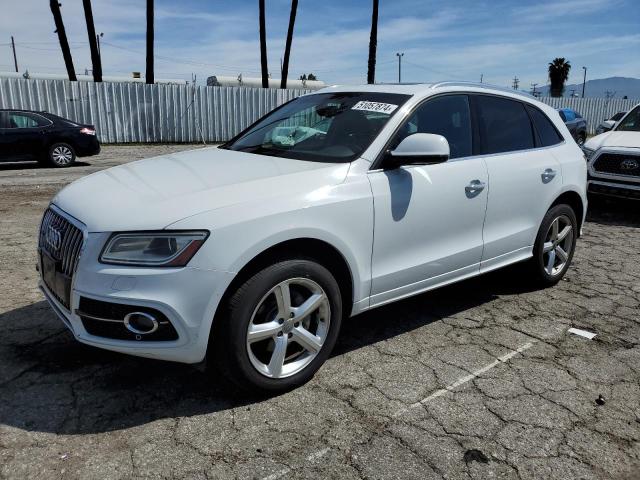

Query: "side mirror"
<box><xmin>386</xmin><ymin>133</ymin><xmax>450</xmax><ymax>168</ymax></box>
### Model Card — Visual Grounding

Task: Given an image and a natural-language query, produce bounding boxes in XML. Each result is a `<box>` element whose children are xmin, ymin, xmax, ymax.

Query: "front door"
<box><xmin>368</xmin><ymin>94</ymin><xmax>488</xmax><ymax>307</ymax></box>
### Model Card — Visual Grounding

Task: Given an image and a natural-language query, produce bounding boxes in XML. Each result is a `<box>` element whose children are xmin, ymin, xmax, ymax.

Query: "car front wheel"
<box><xmin>529</xmin><ymin>204</ymin><xmax>578</xmax><ymax>286</ymax></box>
<box><xmin>211</xmin><ymin>258</ymin><xmax>343</xmax><ymax>393</ymax></box>
<box><xmin>47</xmin><ymin>142</ymin><xmax>76</xmax><ymax>167</ymax></box>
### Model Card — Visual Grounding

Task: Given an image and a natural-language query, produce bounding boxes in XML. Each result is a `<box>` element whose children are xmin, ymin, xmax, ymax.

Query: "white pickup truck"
<box><xmin>583</xmin><ymin>103</ymin><xmax>640</xmax><ymax>200</ymax></box>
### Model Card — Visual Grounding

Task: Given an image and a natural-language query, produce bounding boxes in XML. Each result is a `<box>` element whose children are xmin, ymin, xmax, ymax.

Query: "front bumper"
<box><xmin>588</xmin><ymin>179</ymin><xmax>640</xmax><ymax>200</ymax></box>
<box><xmin>40</xmin><ymin>230</ymin><xmax>235</xmax><ymax>364</ymax></box>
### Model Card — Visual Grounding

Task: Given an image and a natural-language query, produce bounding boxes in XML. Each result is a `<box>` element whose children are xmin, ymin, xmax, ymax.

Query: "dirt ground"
<box><xmin>1</xmin><ymin>145</ymin><xmax>639</xmax><ymax>480</ymax></box>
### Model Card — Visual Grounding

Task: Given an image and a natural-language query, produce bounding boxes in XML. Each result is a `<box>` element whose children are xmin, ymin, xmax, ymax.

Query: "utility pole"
<box><xmin>530</xmin><ymin>83</ymin><xmax>538</xmax><ymax>97</ymax></box>
<box><xmin>480</xmin><ymin>73</ymin><xmax>483</xmax><ymax>83</ymax></box>
<box><xmin>49</xmin><ymin>0</ymin><xmax>77</xmax><ymax>81</ymax></box>
<box><xmin>396</xmin><ymin>52</ymin><xmax>404</xmax><ymax>83</ymax></box>
<box><xmin>146</xmin><ymin>0</ymin><xmax>154</xmax><ymax>84</ymax></box>
<box><xmin>82</xmin><ymin>0</ymin><xmax>102</xmax><ymax>82</ymax></box>
<box><xmin>10</xmin><ymin>36</ymin><xmax>18</xmax><ymax>72</ymax></box>
<box><xmin>96</xmin><ymin>32</ymin><xmax>103</xmax><ymax>57</ymax></box>
<box><xmin>581</xmin><ymin>66</ymin><xmax>587</xmax><ymax>98</ymax></box>
<box><xmin>512</xmin><ymin>76</ymin><xmax>519</xmax><ymax>90</ymax></box>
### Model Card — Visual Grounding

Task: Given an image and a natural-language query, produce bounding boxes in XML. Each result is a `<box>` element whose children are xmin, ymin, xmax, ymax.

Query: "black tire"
<box><xmin>529</xmin><ymin>204</ymin><xmax>578</xmax><ymax>287</ymax></box>
<box><xmin>577</xmin><ymin>132</ymin><xmax>586</xmax><ymax>146</ymax></box>
<box><xmin>210</xmin><ymin>259</ymin><xmax>343</xmax><ymax>393</ymax></box>
<box><xmin>46</xmin><ymin>142</ymin><xmax>76</xmax><ymax>167</ymax></box>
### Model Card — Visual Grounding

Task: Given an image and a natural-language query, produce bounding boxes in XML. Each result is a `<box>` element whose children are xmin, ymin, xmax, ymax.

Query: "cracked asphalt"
<box><xmin>1</xmin><ymin>145</ymin><xmax>639</xmax><ymax>479</ymax></box>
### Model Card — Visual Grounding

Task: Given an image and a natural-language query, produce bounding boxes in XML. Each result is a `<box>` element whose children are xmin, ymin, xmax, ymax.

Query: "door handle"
<box><xmin>465</xmin><ymin>180</ymin><xmax>486</xmax><ymax>197</ymax></box>
<box><xmin>541</xmin><ymin>168</ymin><xmax>557</xmax><ymax>183</ymax></box>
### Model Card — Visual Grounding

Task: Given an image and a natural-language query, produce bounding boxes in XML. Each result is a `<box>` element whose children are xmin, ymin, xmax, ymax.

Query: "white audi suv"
<box><xmin>38</xmin><ymin>83</ymin><xmax>587</xmax><ymax>392</ymax></box>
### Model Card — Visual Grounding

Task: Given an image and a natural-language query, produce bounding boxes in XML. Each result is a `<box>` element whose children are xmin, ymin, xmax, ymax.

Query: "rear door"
<box><xmin>5</xmin><ymin>112</ymin><xmax>51</xmax><ymax>159</ymax></box>
<box><xmin>474</xmin><ymin>95</ymin><xmax>563</xmax><ymax>271</ymax></box>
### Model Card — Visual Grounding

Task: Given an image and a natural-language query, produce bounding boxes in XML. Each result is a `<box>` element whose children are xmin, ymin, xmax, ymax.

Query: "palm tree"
<box><xmin>367</xmin><ymin>0</ymin><xmax>379</xmax><ymax>84</ymax></box>
<box><xmin>259</xmin><ymin>0</ymin><xmax>269</xmax><ymax>88</ymax></box>
<box><xmin>146</xmin><ymin>0</ymin><xmax>154</xmax><ymax>84</ymax></box>
<box><xmin>280</xmin><ymin>0</ymin><xmax>298</xmax><ymax>89</ymax></box>
<box><xmin>548</xmin><ymin>58</ymin><xmax>571</xmax><ymax>97</ymax></box>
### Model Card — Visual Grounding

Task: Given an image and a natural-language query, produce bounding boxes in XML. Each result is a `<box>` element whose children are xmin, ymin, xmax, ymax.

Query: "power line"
<box><xmin>100</xmin><ymin>41</ymin><xmax>262</xmax><ymax>74</ymax></box>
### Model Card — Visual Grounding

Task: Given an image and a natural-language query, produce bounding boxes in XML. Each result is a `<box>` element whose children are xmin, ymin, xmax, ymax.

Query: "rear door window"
<box><xmin>8</xmin><ymin>112</ymin><xmax>51</xmax><ymax>128</ymax></box>
<box><xmin>525</xmin><ymin>105</ymin><xmax>564</xmax><ymax>147</ymax></box>
<box><xmin>475</xmin><ymin>95</ymin><xmax>535</xmax><ymax>154</ymax></box>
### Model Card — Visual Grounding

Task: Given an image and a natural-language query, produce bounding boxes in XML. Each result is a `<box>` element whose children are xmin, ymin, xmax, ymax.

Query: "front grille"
<box><xmin>593</xmin><ymin>153</ymin><xmax>640</xmax><ymax>178</ymax></box>
<box><xmin>39</xmin><ymin>208</ymin><xmax>83</xmax><ymax>276</ymax></box>
<box><xmin>39</xmin><ymin>208</ymin><xmax>84</xmax><ymax>308</ymax></box>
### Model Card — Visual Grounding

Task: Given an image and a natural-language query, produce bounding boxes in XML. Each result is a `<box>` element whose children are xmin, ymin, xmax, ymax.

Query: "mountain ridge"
<box><xmin>536</xmin><ymin>76</ymin><xmax>640</xmax><ymax>99</ymax></box>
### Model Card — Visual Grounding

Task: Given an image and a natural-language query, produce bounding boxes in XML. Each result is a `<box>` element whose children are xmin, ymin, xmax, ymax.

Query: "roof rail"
<box><xmin>430</xmin><ymin>81</ymin><xmax>536</xmax><ymax>99</ymax></box>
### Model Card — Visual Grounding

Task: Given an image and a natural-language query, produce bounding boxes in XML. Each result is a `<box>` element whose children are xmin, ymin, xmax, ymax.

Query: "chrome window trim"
<box><xmin>588</xmin><ymin>147</ymin><xmax>640</xmax><ymax>184</ymax></box>
<box><xmin>367</xmin><ymin>142</ymin><xmax>566</xmax><ymax>174</ymax></box>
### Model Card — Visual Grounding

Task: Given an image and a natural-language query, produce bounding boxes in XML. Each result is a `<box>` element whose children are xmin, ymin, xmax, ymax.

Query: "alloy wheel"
<box><xmin>52</xmin><ymin>145</ymin><xmax>73</xmax><ymax>166</ymax></box>
<box><xmin>246</xmin><ymin>277</ymin><xmax>331</xmax><ymax>379</ymax></box>
<box><xmin>542</xmin><ymin>214</ymin><xmax>573</xmax><ymax>276</ymax></box>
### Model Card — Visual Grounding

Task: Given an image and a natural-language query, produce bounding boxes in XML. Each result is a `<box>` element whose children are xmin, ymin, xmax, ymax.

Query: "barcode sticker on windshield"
<box><xmin>352</xmin><ymin>101</ymin><xmax>398</xmax><ymax>114</ymax></box>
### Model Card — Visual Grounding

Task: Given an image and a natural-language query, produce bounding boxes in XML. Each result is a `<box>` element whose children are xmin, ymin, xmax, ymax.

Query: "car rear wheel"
<box><xmin>529</xmin><ymin>204</ymin><xmax>577</xmax><ymax>286</ymax></box>
<box><xmin>211</xmin><ymin>259</ymin><xmax>343</xmax><ymax>393</ymax></box>
<box><xmin>47</xmin><ymin>143</ymin><xmax>76</xmax><ymax>167</ymax></box>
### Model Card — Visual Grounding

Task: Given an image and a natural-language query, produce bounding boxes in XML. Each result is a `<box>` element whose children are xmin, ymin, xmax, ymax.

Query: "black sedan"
<box><xmin>0</xmin><ymin>109</ymin><xmax>100</xmax><ymax>167</ymax></box>
<box><xmin>557</xmin><ymin>108</ymin><xmax>587</xmax><ymax>146</ymax></box>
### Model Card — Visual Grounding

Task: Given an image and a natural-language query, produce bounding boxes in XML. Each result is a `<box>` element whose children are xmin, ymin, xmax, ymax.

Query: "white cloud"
<box><xmin>1</xmin><ymin>0</ymin><xmax>638</xmax><ymax>90</ymax></box>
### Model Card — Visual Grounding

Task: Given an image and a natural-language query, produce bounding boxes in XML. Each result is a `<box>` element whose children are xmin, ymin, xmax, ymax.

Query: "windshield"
<box><xmin>616</xmin><ymin>105</ymin><xmax>640</xmax><ymax>132</ymax></box>
<box><xmin>223</xmin><ymin>92</ymin><xmax>411</xmax><ymax>162</ymax></box>
<box><xmin>611</xmin><ymin>111</ymin><xmax>626</xmax><ymax>122</ymax></box>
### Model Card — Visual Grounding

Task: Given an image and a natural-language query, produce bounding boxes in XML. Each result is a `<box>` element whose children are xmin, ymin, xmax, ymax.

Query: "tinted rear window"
<box><xmin>475</xmin><ymin>96</ymin><xmax>534</xmax><ymax>154</ymax></box>
<box><xmin>526</xmin><ymin>105</ymin><xmax>563</xmax><ymax>147</ymax></box>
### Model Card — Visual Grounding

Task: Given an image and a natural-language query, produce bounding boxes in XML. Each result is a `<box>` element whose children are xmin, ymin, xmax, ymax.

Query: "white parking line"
<box><xmin>261</xmin><ymin>341</ymin><xmax>535</xmax><ymax>479</ymax></box>
<box><xmin>262</xmin><ymin>447</ymin><xmax>331</xmax><ymax>480</ymax></box>
<box><xmin>393</xmin><ymin>341</ymin><xmax>536</xmax><ymax>417</ymax></box>
<box><xmin>568</xmin><ymin>327</ymin><xmax>597</xmax><ymax>339</ymax></box>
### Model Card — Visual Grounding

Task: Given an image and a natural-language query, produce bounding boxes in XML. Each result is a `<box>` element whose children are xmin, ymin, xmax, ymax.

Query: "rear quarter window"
<box><xmin>525</xmin><ymin>105</ymin><xmax>564</xmax><ymax>147</ymax></box>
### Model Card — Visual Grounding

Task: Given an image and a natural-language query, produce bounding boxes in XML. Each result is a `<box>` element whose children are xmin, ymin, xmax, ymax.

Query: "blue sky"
<box><xmin>1</xmin><ymin>0</ymin><xmax>639</xmax><ymax>89</ymax></box>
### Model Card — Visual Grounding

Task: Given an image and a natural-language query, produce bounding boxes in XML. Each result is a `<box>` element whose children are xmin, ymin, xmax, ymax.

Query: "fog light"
<box><xmin>124</xmin><ymin>312</ymin><xmax>159</xmax><ymax>335</ymax></box>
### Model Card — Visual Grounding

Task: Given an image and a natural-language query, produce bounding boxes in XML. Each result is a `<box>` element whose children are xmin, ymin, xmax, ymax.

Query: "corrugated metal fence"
<box><xmin>540</xmin><ymin>96</ymin><xmax>639</xmax><ymax>134</ymax></box>
<box><xmin>1</xmin><ymin>77</ymin><xmax>638</xmax><ymax>141</ymax></box>
<box><xmin>0</xmin><ymin>77</ymin><xmax>310</xmax><ymax>143</ymax></box>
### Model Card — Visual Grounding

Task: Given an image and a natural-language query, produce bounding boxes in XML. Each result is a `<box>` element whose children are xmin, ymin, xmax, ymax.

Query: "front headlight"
<box><xmin>100</xmin><ymin>231</ymin><xmax>209</xmax><ymax>267</ymax></box>
<box><xmin>581</xmin><ymin>147</ymin><xmax>595</xmax><ymax>162</ymax></box>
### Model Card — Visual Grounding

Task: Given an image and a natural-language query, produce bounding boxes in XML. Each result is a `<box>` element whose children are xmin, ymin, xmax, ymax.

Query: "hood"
<box><xmin>53</xmin><ymin>147</ymin><xmax>349</xmax><ymax>232</ymax></box>
<box><xmin>584</xmin><ymin>130</ymin><xmax>640</xmax><ymax>151</ymax></box>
